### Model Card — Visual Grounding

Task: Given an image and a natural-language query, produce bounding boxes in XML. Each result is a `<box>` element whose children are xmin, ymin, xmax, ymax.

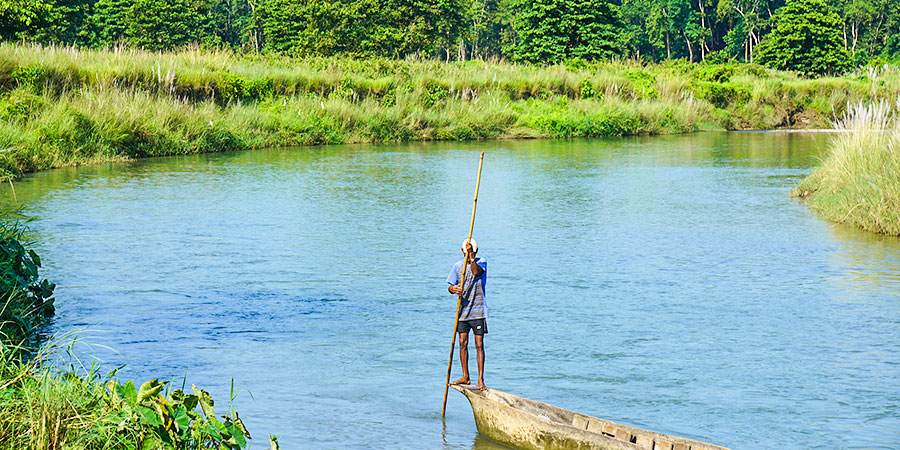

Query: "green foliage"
<box><xmin>421</xmin><ymin>80</ymin><xmax>448</xmax><ymax>107</ymax></box>
<box><xmin>127</xmin><ymin>0</ymin><xmax>207</xmax><ymax>51</ymax></box>
<box><xmin>0</xmin><ymin>0</ymin><xmax>52</xmax><ymax>40</ymax></box>
<box><xmin>27</xmin><ymin>0</ymin><xmax>93</xmax><ymax>45</ymax></box>
<box><xmin>254</xmin><ymin>0</ymin><xmax>467</xmax><ymax>58</ymax></box>
<box><xmin>693</xmin><ymin>64</ymin><xmax>733</xmax><ymax>83</ymax></box>
<box><xmin>217</xmin><ymin>73</ymin><xmax>250</xmax><ymax>103</ymax></box>
<box><xmin>11</xmin><ymin>65</ymin><xmax>46</xmax><ymax>94</ymax></box>
<box><xmin>0</xmin><ymin>88</ymin><xmax>45</xmax><ymax>121</ymax></box>
<box><xmin>105</xmin><ymin>379</ymin><xmax>251</xmax><ymax>449</ymax></box>
<box><xmin>0</xmin><ymin>213</ymin><xmax>54</xmax><ymax>347</ymax></box>
<box><xmin>510</xmin><ymin>0</ymin><xmax>622</xmax><ymax>63</ymax></box>
<box><xmin>579</xmin><ymin>78</ymin><xmax>596</xmax><ymax>98</ymax></box>
<box><xmin>692</xmin><ymin>81</ymin><xmax>750</xmax><ymax>108</ymax></box>
<box><xmin>0</xmin><ymin>343</ymin><xmax>256</xmax><ymax>449</ymax></box>
<box><xmin>756</xmin><ymin>0</ymin><xmax>851</xmax><ymax>77</ymax></box>
<box><xmin>82</xmin><ymin>0</ymin><xmax>131</xmax><ymax>48</ymax></box>
<box><xmin>623</xmin><ymin>69</ymin><xmax>657</xmax><ymax>98</ymax></box>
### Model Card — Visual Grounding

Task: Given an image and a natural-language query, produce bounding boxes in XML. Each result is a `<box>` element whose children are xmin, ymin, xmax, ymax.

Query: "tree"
<box><xmin>510</xmin><ymin>0</ymin><xmax>621</xmax><ymax>63</ymax></box>
<box><xmin>756</xmin><ymin>0</ymin><xmax>851</xmax><ymax>76</ymax></box>
<box><xmin>25</xmin><ymin>0</ymin><xmax>94</xmax><ymax>45</ymax></box>
<box><xmin>82</xmin><ymin>0</ymin><xmax>131</xmax><ymax>47</ymax></box>
<box><xmin>254</xmin><ymin>0</ymin><xmax>372</xmax><ymax>56</ymax></box>
<box><xmin>0</xmin><ymin>0</ymin><xmax>52</xmax><ymax>40</ymax></box>
<box><xmin>254</xmin><ymin>0</ymin><xmax>466</xmax><ymax>57</ymax></box>
<box><xmin>126</xmin><ymin>0</ymin><xmax>208</xmax><ymax>50</ymax></box>
<box><xmin>206</xmin><ymin>0</ymin><xmax>255</xmax><ymax>50</ymax></box>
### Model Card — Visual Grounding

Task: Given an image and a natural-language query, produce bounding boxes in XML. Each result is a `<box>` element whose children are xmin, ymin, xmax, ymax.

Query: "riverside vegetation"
<box><xmin>793</xmin><ymin>101</ymin><xmax>900</xmax><ymax>236</ymax></box>
<box><xmin>0</xmin><ymin>212</ymin><xmax>261</xmax><ymax>450</ymax></box>
<box><xmin>3</xmin><ymin>44</ymin><xmax>900</xmax><ymax>181</ymax></box>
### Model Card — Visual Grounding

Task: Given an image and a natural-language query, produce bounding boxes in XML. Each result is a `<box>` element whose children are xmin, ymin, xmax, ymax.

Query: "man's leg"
<box><xmin>452</xmin><ymin>331</ymin><xmax>470</xmax><ymax>385</ymax></box>
<box><xmin>474</xmin><ymin>334</ymin><xmax>486</xmax><ymax>390</ymax></box>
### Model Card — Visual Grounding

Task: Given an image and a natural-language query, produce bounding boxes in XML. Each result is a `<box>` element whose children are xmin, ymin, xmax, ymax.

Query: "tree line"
<box><xmin>2</xmin><ymin>0</ymin><xmax>899</xmax><ymax>73</ymax></box>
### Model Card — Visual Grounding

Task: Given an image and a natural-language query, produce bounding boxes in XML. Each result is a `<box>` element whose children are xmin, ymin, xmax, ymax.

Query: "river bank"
<box><xmin>2</xmin><ymin>44</ymin><xmax>900</xmax><ymax>181</ymax></box>
<box><xmin>793</xmin><ymin>102</ymin><xmax>900</xmax><ymax>236</ymax></box>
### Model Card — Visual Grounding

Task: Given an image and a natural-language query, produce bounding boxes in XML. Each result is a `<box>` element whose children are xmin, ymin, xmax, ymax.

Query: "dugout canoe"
<box><xmin>451</xmin><ymin>385</ymin><xmax>730</xmax><ymax>450</ymax></box>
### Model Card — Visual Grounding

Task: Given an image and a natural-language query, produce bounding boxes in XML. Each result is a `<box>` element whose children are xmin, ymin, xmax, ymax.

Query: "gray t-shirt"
<box><xmin>446</xmin><ymin>257</ymin><xmax>488</xmax><ymax>320</ymax></box>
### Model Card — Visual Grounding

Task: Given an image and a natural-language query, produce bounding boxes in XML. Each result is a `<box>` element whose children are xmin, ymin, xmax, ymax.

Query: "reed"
<box><xmin>793</xmin><ymin>101</ymin><xmax>900</xmax><ymax>235</ymax></box>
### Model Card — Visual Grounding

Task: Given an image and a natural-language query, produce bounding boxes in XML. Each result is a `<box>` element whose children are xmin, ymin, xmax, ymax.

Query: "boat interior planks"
<box><xmin>451</xmin><ymin>385</ymin><xmax>730</xmax><ymax>450</ymax></box>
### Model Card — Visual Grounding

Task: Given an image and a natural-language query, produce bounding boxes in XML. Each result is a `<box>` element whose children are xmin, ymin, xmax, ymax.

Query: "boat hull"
<box><xmin>452</xmin><ymin>385</ymin><xmax>729</xmax><ymax>450</ymax></box>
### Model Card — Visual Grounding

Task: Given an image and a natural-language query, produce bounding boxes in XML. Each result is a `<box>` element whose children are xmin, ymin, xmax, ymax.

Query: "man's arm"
<box><xmin>464</xmin><ymin>242</ymin><xmax>482</xmax><ymax>278</ymax></box>
<box><xmin>447</xmin><ymin>262</ymin><xmax>461</xmax><ymax>295</ymax></box>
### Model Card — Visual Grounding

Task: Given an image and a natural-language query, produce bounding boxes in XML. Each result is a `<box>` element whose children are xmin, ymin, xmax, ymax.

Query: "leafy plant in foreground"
<box><xmin>0</xmin><ymin>211</ymin><xmax>54</xmax><ymax>347</ymax></box>
<box><xmin>107</xmin><ymin>379</ymin><xmax>251</xmax><ymax>449</ymax></box>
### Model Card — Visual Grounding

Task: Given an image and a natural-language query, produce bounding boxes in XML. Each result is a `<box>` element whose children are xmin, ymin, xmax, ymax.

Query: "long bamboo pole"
<box><xmin>442</xmin><ymin>151</ymin><xmax>484</xmax><ymax>418</ymax></box>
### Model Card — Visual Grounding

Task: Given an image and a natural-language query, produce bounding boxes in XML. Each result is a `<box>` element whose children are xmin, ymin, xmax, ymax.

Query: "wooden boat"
<box><xmin>451</xmin><ymin>385</ymin><xmax>730</xmax><ymax>450</ymax></box>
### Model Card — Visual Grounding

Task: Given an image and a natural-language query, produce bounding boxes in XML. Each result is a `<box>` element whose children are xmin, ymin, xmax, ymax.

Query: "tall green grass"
<box><xmin>3</xmin><ymin>43</ymin><xmax>900</xmax><ymax>180</ymax></box>
<box><xmin>793</xmin><ymin>101</ymin><xmax>900</xmax><ymax>235</ymax></box>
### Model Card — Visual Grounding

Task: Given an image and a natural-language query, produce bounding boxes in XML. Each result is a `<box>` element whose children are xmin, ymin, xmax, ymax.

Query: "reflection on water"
<box><xmin>1</xmin><ymin>132</ymin><xmax>898</xmax><ymax>449</ymax></box>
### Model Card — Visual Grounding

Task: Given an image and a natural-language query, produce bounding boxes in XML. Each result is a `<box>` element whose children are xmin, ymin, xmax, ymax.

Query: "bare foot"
<box><xmin>477</xmin><ymin>380</ymin><xmax>487</xmax><ymax>391</ymax></box>
<box><xmin>450</xmin><ymin>376</ymin><xmax>470</xmax><ymax>386</ymax></box>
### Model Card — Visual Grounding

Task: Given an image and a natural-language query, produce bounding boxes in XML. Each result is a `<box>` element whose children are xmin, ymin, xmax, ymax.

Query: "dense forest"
<box><xmin>2</xmin><ymin>0</ymin><xmax>899</xmax><ymax>73</ymax></box>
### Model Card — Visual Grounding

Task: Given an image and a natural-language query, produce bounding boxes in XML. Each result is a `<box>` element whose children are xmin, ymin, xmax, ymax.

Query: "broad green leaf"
<box><xmin>227</xmin><ymin>422</ymin><xmax>247</xmax><ymax>447</ymax></box>
<box><xmin>182</xmin><ymin>393</ymin><xmax>199</xmax><ymax>411</ymax></box>
<box><xmin>136</xmin><ymin>405</ymin><xmax>161</xmax><ymax>427</ymax></box>
<box><xmin>192</xmin><ymin>384</ymin><xmax>215</xmax><ymax>419</ymax></box>
<box><xmin>172</xmin><ymin>406</ymin><xmax>191</xmax><ymax>435</ymax></box>
<box><xmin>122</xmin><ymin>380</ymin><xmax>137</xmax><ymax>404</ymax></box>
<box><xmin>28</xmin><ymin>249</ymin><xmax>40</xmax><ymax>267</ymax></box>
<box><xmin>138</xmin><ymin>379</ymin><xmax>165</xmax><ymax>405</ymax></box>
<box><xmin>167</xmin><ymin>389</ymin><xmax>184</xmax><ymax>406</ymax></box>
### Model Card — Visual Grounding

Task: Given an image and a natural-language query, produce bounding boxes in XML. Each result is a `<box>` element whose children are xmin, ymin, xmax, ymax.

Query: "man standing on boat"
<box><xmin>447</xmin><ymin>238</ymin><xmax>488</xmax><ymax>391</ymax></box>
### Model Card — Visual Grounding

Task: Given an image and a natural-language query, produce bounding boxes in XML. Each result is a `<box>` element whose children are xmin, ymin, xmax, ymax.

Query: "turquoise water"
<box><xmin>2</xmin><ymin>132</ymin><xmax>899</xmax><ymax>449</ymax></box>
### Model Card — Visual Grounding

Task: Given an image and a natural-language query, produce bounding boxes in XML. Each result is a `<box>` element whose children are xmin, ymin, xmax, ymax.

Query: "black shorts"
<box><xmin>458</xmin><ymin>318</ymin><xmax>488</xmax><ymax>335</ymax></box>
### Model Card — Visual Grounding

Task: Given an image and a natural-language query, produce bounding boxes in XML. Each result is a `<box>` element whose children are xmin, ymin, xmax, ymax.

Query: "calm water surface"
<box><xmin>2</xmin><ymin>132</ymin><xmax>899</xmax><ymax>449</ymax></box>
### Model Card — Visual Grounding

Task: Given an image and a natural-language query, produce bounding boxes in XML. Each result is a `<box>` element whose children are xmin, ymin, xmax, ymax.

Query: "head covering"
<box><xmin>461</xmin><ymin>238</ymin><xmax>478</xmax><ymax>253</ymax></box>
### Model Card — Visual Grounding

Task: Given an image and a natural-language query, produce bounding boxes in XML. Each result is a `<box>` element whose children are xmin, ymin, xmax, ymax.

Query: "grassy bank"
<box><xmin>3</xmin><ymin>44</ymin><xmax>900</xmax><ymax>180</ymax></box>
<box><xmin>0</xmin><ymin>213</ymin><xmax>260</xmax><ymax>450</ymax></box>
<box><xmin>793</xmin><ymin>102</ymin><xmax>900</xmax><ymax>236</ymax></box>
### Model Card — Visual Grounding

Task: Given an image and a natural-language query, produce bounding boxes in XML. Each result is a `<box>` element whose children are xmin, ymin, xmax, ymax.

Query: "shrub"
<box><xmin>579</xmin><ymin>78</ymin><xmax>596</xmax><ymax>99</ymax></box>
<box><xmin>421</xmin><ymin>81</ymin><xmax>448</xmax><ymax>107</ymax></box>
<box><xmin>12</xmin><ymin>66</ymin><xmax>46</xmax><ymax>94</ymax></box>
<box><xmin>0</xmin><ymin>213</ymin><xmax>55</xmax><ymax>347</ymax></box>
<box><xmin>693</xmin><ymin>81</ymin><xmax>751</xmax><ymax>109</ymax></box>
<box><xmin>0</xmin><ymin>89</ymin><xmax>45</xmax><ymax>121</ymax></box>
<box><xmin>217</xmin><ymin>73</ymin><xmax>250</xmax><ymax>104</ymax></box>
<box><xmin>693</xmin><ymin>65</ymin><xmax>733</xmax><ymax>83</ymax></box>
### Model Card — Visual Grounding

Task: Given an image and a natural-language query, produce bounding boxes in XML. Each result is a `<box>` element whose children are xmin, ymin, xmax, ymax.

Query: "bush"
<box><xmin>579</xmin><ymin>78</ymin><xmax>596</xmax><ymax>99</ymax></box>
<box><xmin>693</xmin><ymin>81</ymin><xmax>751</xmax><ymax>109</ymax></box>
<box><xmin>217</xmin><ymin>73</ymin><xmax>250</xmax><ymax>104</ymax></box>
<box><xmin>0</xmin><ymin>213</ymin><xmax>55</xmax><ymax>347</ymax></box>
<box><xmin>0</xmin><ymin>89</ymin><xmax>45</xmax><ymax>121</ymax></box>
<box><xmin>12</xmin><ymin>66</ymin><xmax>46</xmax><ymax>94</ymax></box>
<box><xmin>693</xmin><ymin>65</ymin><xmax>733</xmax><ymax>83</ymax></box>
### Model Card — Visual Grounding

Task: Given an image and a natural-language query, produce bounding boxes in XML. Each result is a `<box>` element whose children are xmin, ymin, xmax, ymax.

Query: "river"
<box><xmin>2</xmin><ymin>132</ymin><xmax>899</xmax><ymax>449</ymax></box>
